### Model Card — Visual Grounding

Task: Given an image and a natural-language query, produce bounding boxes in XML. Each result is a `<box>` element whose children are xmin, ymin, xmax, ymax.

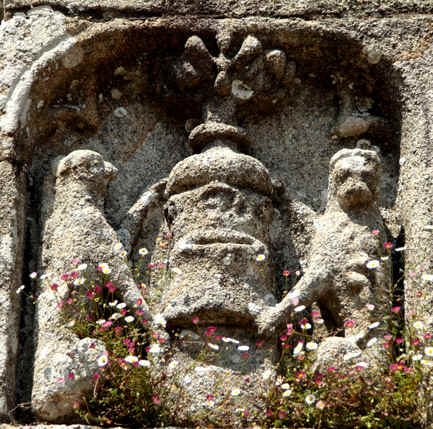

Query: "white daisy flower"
<box><xmin>237</xmin><ymin>345</ymin><xmax>250</xmax><ymax>352</ymax></box>
<box><xmin>262</xmin><ymin>369</ymin><xmax>272</xmax><ymax>380</ymax></box>
<box><xmin>97</xmin><ymin>354</ymin><xmax>108</xmax><ymax>367</ymax></box>
<box><xmin>149</xmin><ymin>343</ymin><xmax>162</xmax><ymax>355</ymax></box>
<box><xmin>293</xmin><ymin>342</ymin><xmax>304</xmax><ymax>356</ymax></box>
<box><xmin>305</xmin><ymin>394</ymin><xmax>316</xmax><ymax>405</ymax></box>
<box><xmin>124</xmin><ymin>355</ymin><xmax>138</xmax><ymax>364</ymax></box>
<box><xmin>231</xmin><ymin>388</ymin><xmax>241</xmax><ymax>396</ymax></box>
<box><xmin>153</xmin><ymin>314</ymin><xmax>167</xmax><ymax>327</ymax></box>
<box><xmin>282</xmin><ymin>389</ymin><xmax>293</xmax><ymax>398</ymax></box>
<box><xmin>306</xmin><ymin>342</ymin><xmax>318</xmax><ymax>351</ymax></box>
<box><xmin>168</xmin><ymin>360</ymin><xmax>179</xmax><ymax>369</ymax></box>
<box><xmin>366</xmin><ymin>337</ymin><xmax>378</xmax><ymax>347</ymax></box>
<box><xmin>366</xmin><ymin>260</ymin><xmax>380</xmax><ymax>269</ymax></box>
<box><xmin>413</xmin><ymin>321</ymin><xmax>424</xmax><ymax>330</ymax></box>
<box><xmin>109</xmin><ymin>313</ymin><xmax>122</xmax><ymax>320</ymax></box>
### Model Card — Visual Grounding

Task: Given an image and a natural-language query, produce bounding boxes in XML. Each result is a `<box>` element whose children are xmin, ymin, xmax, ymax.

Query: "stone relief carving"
<box><xmin>32</xmin><ymin>150</ymin><xmax>152</xmax><ymax>420</ymax></box>
<box><xmin>1</xmin><ymin>22</ymin><xmax>401</xmax><ymax>424</ymax></box>
<box><xmin>258</xmin><ymin>147</ymin><xmax>392</xmax><ymax>370</ymax></box>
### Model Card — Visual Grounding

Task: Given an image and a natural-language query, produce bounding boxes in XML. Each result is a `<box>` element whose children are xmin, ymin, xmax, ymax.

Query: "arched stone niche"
<box><xmin>3</xmin><ymin>16</ymin><xmax>404</xmax><ymax>422</ymax></box>
<box><xmin>18</xmin><ymin>18</ymin><xmax>402</xmax><ymax>263</ymax></box>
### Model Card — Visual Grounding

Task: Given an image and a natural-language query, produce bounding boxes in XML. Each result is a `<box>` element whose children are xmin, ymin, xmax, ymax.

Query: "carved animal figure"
<box><xmin>259</xmin><ymin>148</ymin><xmax>392</xmax><ymax>368</ymax></box>
<box><xmin>32</xmin><ymin>150</ymin><xmax>150</xmax><ymax>421</ymax></box>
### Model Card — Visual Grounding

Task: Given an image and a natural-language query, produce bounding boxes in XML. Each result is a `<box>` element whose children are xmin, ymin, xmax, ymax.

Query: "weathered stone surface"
<box><xmin>0</xmin><ymin>160</ymin><xmax>25</xmax><ymax>420</ymax></box>
<box><xmin>32</xmin><ymin>150</ymin><xmax>150</xmax><ymax>421</ymax></box>
<box><xmin>259</xmin><ymin>148</ymin><xmax>393</xmax><ymax>369</ymax></box>
<box><xmin>1</xmin><ymin>0</ymin><xmax>433</xmax><ymax>424</ymax></box>
<box><xmin>5</xmin><ymin>0</ymin><xmax>433</xmax><ymax>17</ymax></box>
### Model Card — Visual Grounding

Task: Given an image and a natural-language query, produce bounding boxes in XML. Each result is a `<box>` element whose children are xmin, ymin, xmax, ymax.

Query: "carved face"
<box><xmin>166</xmin><ymin>181</ymin><xmax>273</xmax><ymax>252</ymax></box>
<box><xmin>333</xmin><ymin>155</ymin><xmax>380</xmax><ymax>210</ymax></box>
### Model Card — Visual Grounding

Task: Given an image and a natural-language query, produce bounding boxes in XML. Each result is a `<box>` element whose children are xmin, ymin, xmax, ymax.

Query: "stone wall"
<box><xmin>1</xmin><ymin>0</ymin><xmax>433</xmax><ymax>425</ymax></box>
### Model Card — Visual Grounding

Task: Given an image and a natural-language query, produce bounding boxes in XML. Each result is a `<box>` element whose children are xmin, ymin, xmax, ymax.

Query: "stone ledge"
<box><xmin>0</xmin><ymin>425</ymin><xmax>184</xmax><ymax>428</ymax></box>
<box><xmin>5</xmin><ymin>0</ymin><xmax>433</xmax><ymax>17</ymax></box>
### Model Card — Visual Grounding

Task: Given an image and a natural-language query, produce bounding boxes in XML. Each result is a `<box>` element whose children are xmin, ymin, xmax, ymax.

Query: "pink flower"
<box><xmin>192</xmin><ymin>317</ymin><xmax>199</xmax><ymax>324</ymax></box>
<box><xmin>152</xmin><ymin>395</ymin><xmax>161</xmax><ymax>405</ymax></box>
<box><xmin>72</xmin><ymin>259</ymin><xmax>79</xmax><ymax>265</ymax></box>
<box><xmin>391</xmin><ymin>306</ymin><xmax>401</xmax><ymax>313</ymax></box>
<box><xmin>94</xmin><ymin>285</ymin><xmax>102</xmax><ymax>294</ymax></box>
<box><xmin>372</xmin><ymin>229</ymin><xmax>380</xmax><ymax>235</ymax></box>
<box><xmin>60</xmin><ymin>274</ymin><xmax>69</xmax><ymax>281</ymax></box>
<box><xmin>92</xmin><ymin>373</ymin><xmax>101</xmax><ymax>380</ymax></box>
<box><xmin>102</xmin><ymin>320</ymin><xmax>112</xmax><ymax>328</ymax></box>
<box><xmin>282</xmin><ymin>270</ymin><xmax>290</xmax><ymax>277</ymax></box>
<box><xmin>73</xmin><ymin>401</ymin><xmax>80</xmax><ymax>409</ymax></box>
<box><xmin>166</xmin><ymin>232</ymin><xmax>172</xmax><ymax>239</ymax></box>
<box><xmin>296</xmin><ymin>371</ymin><xmax>306</xmax><ymax>381</ymax></box>
<box><xmin>136</xmin><ymin>298</ymin><xmax>143</xmax><ymax>306</ymax></box>
<box><xmin>266</xmin><ymin>409</ymin><xmax>273</xmax><ymax>417</ymax></box>
<box><xmin>396</xmin><ymin>337</ymin><xmax>403</xmax><ymax>344</ymax></box>
<box><xmin>286</xmin><ymin>323</ymin><xmax>294</xmax><ymax>335</ymax></box>
<box><xmin>344</xmin><ymin>319</ymin><xmax>355</xmax><ymax>328</ymax></box>
<box><xmin>71</xmin><ymin>271</ymin><xmax>78</xmax><ymax>279</ymax></box>
<box><xmin>389</xmin><ymin>363</ymin><xmax>399</xmax><ymax>371</ymax></box>
<box><xmin>280</xmin><ymin>335</ymin><xmax>287</xmax><ymax>342</ymax></box>
<box><xmin>86</xmin><ymin>291</ymin><xmax>95</xmax><ymax>299</ymax></box>
<box><xmin>256</xmin><ymin>341</ymin><xmax>263</xmax><ymax>347</ymax></box>
<box><xmin>67</xmin><ymin>298</ymin><xmax>73</xmax><ymax>305</ymax></box>
<box><xmin>136</xmin><ymin>309</ymin><xmax>145</xmax><ymax>316</ymax></box>
<box><xmin>412</xmin><ymin>338</ymin><xmax>420</xmax><ymax>346</ymax></box>
<box><xmin>67</xmin><ymin>372</ymin><xmax>75</xmax><ymax>380</ymax></box>
<box><xmin>384</xmin><ymin>334</ymin><xmax>393</xmax><ymax>341</ymax></box>
<box><xmin>105</xmin><ymin>282</ymin><xmax>116</xmax><ymax>292</ymax></box>
<box><xmin>425</xmin><ymin>333</ymin><xmax>432</xmax><ymax>340</ymax></box>
<box><xmin>207</xmin><ymin>326</ymin><xmax>216</xmax><ymax>333</ymax></box>
<box><xmin>57</xmin><ymin>301</ymin><xmax>64</xmax><ymax>309</ymax></box>
<box><xmin>312</xmin><ymin>311</ymin><xmax>320</xmax><ymax>318</ymax></box>
<box><xmin>215</xmin><ymin>335</ymin><xmax>222</xmax><ymax>341</ymax></box>
<box><xmin>384</xmin><ymin>242</ymin><xmax>393</xmax><ymax>249</ymax></box>
<box><xmin>241</xmin><ymin>352</ymin><xmax>249</xmax><ymax>358</ymax></box>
